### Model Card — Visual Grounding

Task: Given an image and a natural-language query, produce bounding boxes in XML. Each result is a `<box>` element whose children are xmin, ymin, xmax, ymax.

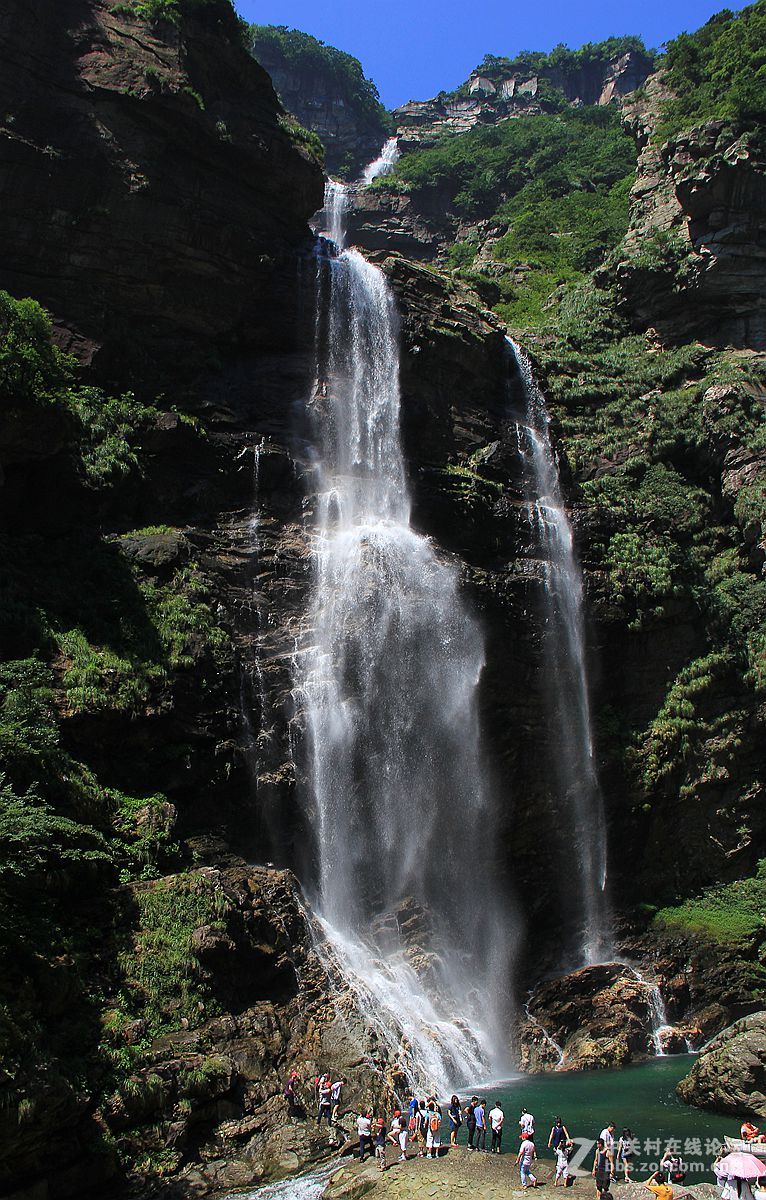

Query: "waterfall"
<box><xmin>362</xmin><ymin>136</ymin><xmax>399</xmax><ymax>185</ymax></box>
<box><xmin>295</xmin><ymin>180</ymin><xmax>516</xmax><ymax>1092</ymax></box>
<box><xmin>507</xmin><ymin>338</ymin><xmax>611</xmax><ymax>967</ymax></box>
<box><xmin>629</xmin><ymin>967</ymin><xmax>674</xmax><ymax>1055</ymax></box>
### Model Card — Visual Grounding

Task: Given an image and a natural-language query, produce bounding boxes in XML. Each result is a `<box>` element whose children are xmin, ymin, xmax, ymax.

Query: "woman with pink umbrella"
<box><xmin>716</xmin><ymin>1150</ymin><xmax>766</xmax><ymax>1200</ymax></box>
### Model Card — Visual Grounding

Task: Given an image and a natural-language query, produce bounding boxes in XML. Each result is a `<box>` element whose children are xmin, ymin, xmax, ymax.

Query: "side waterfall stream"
<box><xmin>508</xmin><ymin>339</ymin><xmax>611</xmax><ymax>967</ymax></box>
<box><xmin>295</xmin><ymin>171</ymin><xmax>516</xmax><ymax>1092</ymax></box>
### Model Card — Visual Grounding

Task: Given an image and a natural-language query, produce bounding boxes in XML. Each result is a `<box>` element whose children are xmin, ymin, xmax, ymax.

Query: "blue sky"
<box><xmin>234</xmin><ymin>0</ymin><xmax>734</xmax><ymax>109</ymax></box>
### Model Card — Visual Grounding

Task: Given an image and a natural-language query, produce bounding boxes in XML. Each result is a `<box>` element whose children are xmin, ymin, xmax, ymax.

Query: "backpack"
<box><xmin>430</xmin><ymin>1112</ymin><xmax>440</xmax><ymax>1133</ymax></box>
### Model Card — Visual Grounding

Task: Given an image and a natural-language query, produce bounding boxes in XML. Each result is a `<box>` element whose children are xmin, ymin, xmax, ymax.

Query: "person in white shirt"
<box><xmin>517</xmin><ymin>1134</ymin><xmax>537</xmax><ymax>1188</ymax></box>
<box><xmin>489</xmin><ymin>1101</ymin><xmax>505</xmax><ymax>1154</ymax></box>
<box><xmin>357</xmin><ymin>1111</ymin><xmax>372</xmax><ymax>1162</ymax></box>
<box><xmin>600</xmin><ymin>1123</ymin><xmax>616</xmax><ymax>1170</ymax></box>
<box><xmin>520</xmin><ymin>1108</ymin><xmax>535</xmax><ymax>1137</ymax></box>
<box><xmin>555</xmin><ymin>1142</ymin><xmax>570</xmax><ymax>1186</ymax></box>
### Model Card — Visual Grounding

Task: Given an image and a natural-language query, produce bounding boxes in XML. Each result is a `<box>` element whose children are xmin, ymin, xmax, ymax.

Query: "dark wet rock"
<box><xmin>677</xmin><ymin>1011</ymin><xmax>766</xmax><ymax>1117</ymax></box>
<box><xmin>117</xmin><ymin>529</ymin><xmax>190</xmax><ymax>573</ymax></box>
<box><xmin>517</xmin><ymin>962</ymin><xmax>658</xmax><ymax>1071</ymax></box>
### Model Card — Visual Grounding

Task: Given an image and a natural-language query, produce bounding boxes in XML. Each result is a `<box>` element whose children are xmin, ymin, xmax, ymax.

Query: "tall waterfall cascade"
<box><xmin>507</xmin><ymin>339</ymin><xmax>611</xmax><ymax>967</ymax></box>
<box><xmin>293</xmin><ymin>172</ymin><xmax>516</xmax><ymax>1092</ymax></box>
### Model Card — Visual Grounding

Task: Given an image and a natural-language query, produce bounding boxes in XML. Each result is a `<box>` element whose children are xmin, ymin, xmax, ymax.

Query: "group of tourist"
<box><xmin>282</xmin><ymin>1069</ymin><xmax>346</xmax><ymax>1125</ymax></box>
<box><xmin>283</xmin><ymin>1072</ymin><xmax>764</xmax><ymax>1193</ymax></box>
<box><xmin>356</xmin><ymin>1094</ymin><xmax>445</xmax><ymax>1170</ymax></box>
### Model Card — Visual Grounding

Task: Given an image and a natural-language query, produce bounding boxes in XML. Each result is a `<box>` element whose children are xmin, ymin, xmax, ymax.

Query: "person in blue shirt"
<box><xmin>475</xmin><ymin>1099</ymin><xmax>487</xmax><ymax>1151</ymax></box>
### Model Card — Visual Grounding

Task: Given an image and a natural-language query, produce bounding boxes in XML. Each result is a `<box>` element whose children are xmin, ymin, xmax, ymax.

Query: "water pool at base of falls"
<box><xmin>457</xmin><ymin>1055</ymin><xmax>734</xmax><ymax>1166</ymax></box>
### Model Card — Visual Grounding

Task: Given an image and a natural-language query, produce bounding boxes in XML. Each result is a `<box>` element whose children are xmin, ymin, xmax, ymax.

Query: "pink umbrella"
<box><xmin>719</xmin><ymin>1153</ymin><xmax>766</xmax><ymax>1181</ymax></box>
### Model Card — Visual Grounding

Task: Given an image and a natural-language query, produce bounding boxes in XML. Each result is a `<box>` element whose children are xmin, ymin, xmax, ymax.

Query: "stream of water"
<box><xmin>295</xmin><ymin>173</ymin><xmax>517</xmax><ymax>1091</ymax></box>
<box><xmin>508</xmin><ymin>338</ymin><xmax>611</xmax><ymax>967</ymax></box>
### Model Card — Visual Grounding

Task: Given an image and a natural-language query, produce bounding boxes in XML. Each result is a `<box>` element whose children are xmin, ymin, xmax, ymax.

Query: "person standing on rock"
<box><xmin>449</xmin><ymin>1095</ymin><xmax>462</xmax><ymax>1146</ymax></box>
<box><xmin>549</xmin><ymin>1117</ymin><xmax>570</xmax><ymax>1152</ymax></box>
<box><xmin>520</xmin><ymin>1108</ymin><xmax>535</xmax><ymax>1138</ymax></box>
<box><xmin>283</xmin><ymin>1070</ymin><xmax>300</xmax><ymax>1118</ymax></box>
<box><xmin>600</xmin><ymin>1122</ymin><xmax>616</xmax><ymax>1171</ymax></box>
<box><xmin>475</xmin><ymin>1098</ymin><xmax>487</xmax><ymax>1151</ymax></box>
<box><xmin>465</xmin><ymin>1096</ymin><xmax>478</xmax><ymax>1149</ymax></box>
<box><xmin>330</xmin><ymin>1076</ymin><xmax>345</xmax><ymax>1125</ymax></box>
<box><xmin>357</xmin><ymin>1109</ymin><xmax>373</xmax><ymax>1162</ymax></box>
<box><xmin>593</xmin><ymin>1137</ymin><xmax>612</xmax><ymax>1196</ymax></box>
<box><xmin>388</xmin><ymin>1110</ymin><xmax>408</xmax><ymax>1161</ymax></box>
<box><xmin>317</xmin><ymin>1076</ymin><xmax>332</xmax><ymax>1125</ymax></box>
<box><xmin>517</xmin><ymin>1132</ymin><xmax>538</xmax><ymax>1188</ymax></box>
<box><xmin>426</xmin><ymin>1096</ymin><xmax>443</xmax><ymax>1160</ymax></box>
<box><xmin>373</xmin><ymin>1113</ymin><xmax>387</xmax><ymax>1172</ymax></box>
<box><xmin>489</xmin><ymin>1100</ymin><xmax>505</xmax><ymax>1153</ymax></box>
<box><xmin>618</xmin><ymin>1128</ymin><xmax>636</xmax><ymax>1183</ymax></box>
<box><xmin>554</xmin><ymin>1139</ymin><xmax>571</xmax><ymax>1186</ymax></box>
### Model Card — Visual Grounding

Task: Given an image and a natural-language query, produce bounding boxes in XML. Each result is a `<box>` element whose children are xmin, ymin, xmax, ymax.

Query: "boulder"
<box><xmin>517</xmin><ymin>962</ymin><xmax>658</xmax><ymax>1071</ymax></box>
<box><xmin>676</xmin><ymin>1011</ymin><xmax>766</xmax><ymax>1117</ymax></box>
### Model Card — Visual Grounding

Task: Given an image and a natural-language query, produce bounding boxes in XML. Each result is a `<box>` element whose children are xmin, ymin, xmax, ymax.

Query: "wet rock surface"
<box><xmin>517</xmin><ymin>963</ymin><xmax>657</xmax><ymax>1072</ymax></box>
<box><xmin>676</xmin><ymin>1011</ymin><xmax>766</xmax><ymax>1118</ymax></box>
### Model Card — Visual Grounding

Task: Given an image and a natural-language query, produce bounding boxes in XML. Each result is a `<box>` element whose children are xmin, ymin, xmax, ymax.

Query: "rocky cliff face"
<box><xmin>247</xmin><ymin>29</ymin><xmax>390</xmax><ymax>179</ymax></box>
<box><xmin>394</xmin><ymin>49</ymin><xmax>654</xmax><ymax>152</ymax></box>
<box><xmin>0</xmin><ymin>0</ymin><xmax>323</xmax><ymax>381</ymax></box>
<box><xmin>1</xmin><ymin>6</ymin><xmax>765</xmax><ymax>1194</ymax></box>
<box><xmin>613</xmin><ymin>75</ymin><xmax>766</xmax><ymax>348</ymax></box>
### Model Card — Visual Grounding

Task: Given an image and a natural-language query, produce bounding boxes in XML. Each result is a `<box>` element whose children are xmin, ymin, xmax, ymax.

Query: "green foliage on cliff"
<box><xmin>113</xmin><ymin>873</ymin><xmax>232</xmax><ymax>1040</ymax></box>
<box><xmin>528</xmin><ymin>279</ymin><xmax>766</xmax><ymax>890</ymax></box>
<box><xmin>659</xmin><ymin>1</ymin><xmax>766</xmax><ymax>138</ymax></box>
<box><xmin>112</xmin><ymin>0</ymin><xmax>236</xmax><ymax>29</ymax></box>
<box><xmin>379</xmin><ymin>106</ymin><xmax>636</xmax><ymax>323</ymax></box>
<box><xmin>468</xmin><ymin>37</ymin><xmax>656</xmax><ymax>89</ymax></box>
<box><xmin>654</xmin><ymin>859</ymin><xmax>766</xmax><ymax>942</ymax></box>
<box><xmin>247</xmin><ymin>24</ymin><xmax>390</xmax><ymax>133</ymax></box>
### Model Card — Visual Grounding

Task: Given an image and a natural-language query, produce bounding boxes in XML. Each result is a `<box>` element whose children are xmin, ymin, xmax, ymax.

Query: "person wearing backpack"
<box><xmin>426</xmin><ymin>1097</ymin><xmax>442</xmax><ymax>1160</ymax></box>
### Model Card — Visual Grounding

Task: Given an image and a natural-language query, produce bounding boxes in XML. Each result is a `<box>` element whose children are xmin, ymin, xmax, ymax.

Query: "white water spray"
<box><xmin>363</xmin><ymin>136</ymin><xmax>400</xmax><ymax>185</ymax></box>
<box><xmin>507</xmin><ymin>338</ymin><xmax>610</xmax><ymax>966</ymax></box>
<box><xmin>296</xmin><ymin>179</ymin><xmax>516</xmax><ymax>1093</ymax></box>
<box><xmin>629</xmin><ymin>966</ymin><xmax>674</xmax><ymax>1055</ymax></box>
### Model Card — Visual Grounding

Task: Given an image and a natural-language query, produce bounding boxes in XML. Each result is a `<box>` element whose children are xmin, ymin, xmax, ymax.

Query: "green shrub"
<box><xmin>0</xmin><ymin>292</ymin><xmax>71</xmax><ymax>406</ymax></box>
<box><xmin>659</xmin><ymin>1</ymin><xmax>766</xmax><ymax>139</ymax></box>
<box><xmin>654</xmin><ymin>859</ymin><xmax>766</xmax><ymax>942</ymax></box>
<box><xmin>117</xmin><ymin>873</ymin><xmax>232</xmax><ymax>1036</ymax></box>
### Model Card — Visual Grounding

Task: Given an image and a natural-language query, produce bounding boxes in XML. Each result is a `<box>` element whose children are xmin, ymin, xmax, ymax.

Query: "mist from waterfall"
<box><xmin>507</xmin><ymin>338</ymin><xmax>611</xmax><ymax>967</ymax></box>
<box><xmin>294</xmin><ymin>182</ymin><xmax>516</xmax><ymax>1092</ymax></box>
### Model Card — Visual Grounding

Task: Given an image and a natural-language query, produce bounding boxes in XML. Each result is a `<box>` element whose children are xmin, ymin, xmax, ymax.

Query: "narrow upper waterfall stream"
<box><xmin>294</xmin><ymin>176</ymin><xmax>516</xmax><ymax>1092</ymax></box>
<box><xmin>362</xmin><ymin>136</ymin><xmax>399</xmax><ymax>185</ymax></box>
<box><xmin>507</xmin><ymin>339</ymin><xmax>611</xmax><ymax>967</ymax></box>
